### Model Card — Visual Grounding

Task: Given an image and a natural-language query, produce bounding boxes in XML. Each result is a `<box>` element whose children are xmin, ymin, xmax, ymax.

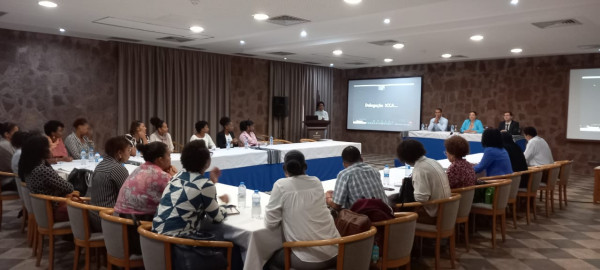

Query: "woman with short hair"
<box><xmin>64</xmin><ymin>118</ymin><xmax>95</xmax><ymax>159</ymax></box>
<box><xmin>125</xmin><ymin>120</ymin><xmax>148</xmax><ymax>156</ymax></box>
<box><xmin>444</xmin><ymin>136</ymin><xmax>477</xmax><ymax>188</ymax></box>
<box><xmin>216</xmin><ymin>117</ymin><xmax>239</xmax><ymax>148</ymax></box>
<box><xmin>44</xmin><ymin>120</ymin><xmax>73</xmax><ymax>162</ymax></box>
<box><xmin>460</xmin><ymin>111</ymin><xmax>484</xmax><ymax>134</ymax></box>
<box><xmin>239</xmin><ymin>119</ymin><xmax>258</xmax><ymax>147</ymax></box>
<box><xmin>190</xmin><ymin>120</ymin><xmax>216</xmax><ymax>149</ymax></box>
<box><xmin>148</xmin><ymin>117</ymin><xmax>174</xmax><ymax>152</ymax></box>
<box><xmin>474</xmin><ymin>129</ymin><xmax>513</xmax><ymax>176</ymax></box>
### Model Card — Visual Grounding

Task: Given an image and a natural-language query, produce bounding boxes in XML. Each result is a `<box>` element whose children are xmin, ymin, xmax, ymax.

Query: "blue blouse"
<box><xmin>474</xmin><ymin>147</ymin><xmax>513</xmax><ymax>177</ymax></box>
<box><xmin>460</xmin><ymin>119</ymin><xmax>484</xmax><ymax>133</ymax></box>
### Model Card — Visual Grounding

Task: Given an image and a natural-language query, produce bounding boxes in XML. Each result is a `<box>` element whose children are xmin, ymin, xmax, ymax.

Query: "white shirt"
<box><xmin>265</xmin><ymin>175</ymin><xmax>340</xmax><ymax>263</ymax></box>
<box><xmin>524</xmin><ymin>136</ymin><xmax>554</xmax><ymax>166</ymax></box>
<box><xmin>315</xmin><ymin>110</ymin><xmax>329</xmax><ymax>121</ymax></box>
<box><xmin>412</xmin><ymin>156</ymin><xmax>451</xmax><ymax>217</ymax></box>
<box><xmin>148</xmin><ymin>132</ymin><xmax>174</xmax><ymax>152</ymax></box>
<box><xmin>428</xmin><ymin>117</ymin><xmax>448</xmax><ymax>131</ymax></box>
<box><xmin>189</xmin><ymin>134</ymin><xmax>216</xmax><ymax>149</ymax></box>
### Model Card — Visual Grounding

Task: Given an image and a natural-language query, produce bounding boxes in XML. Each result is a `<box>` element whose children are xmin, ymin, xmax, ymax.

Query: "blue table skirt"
<box><xmin>205</xmin><ymin>156</ymin><xmax>345</xmax><ymax>191</ymax></box>
<box><xmin>395</xmin><ymin>137</ymin><xmax>527</xmax><ymax>167</ymax></box>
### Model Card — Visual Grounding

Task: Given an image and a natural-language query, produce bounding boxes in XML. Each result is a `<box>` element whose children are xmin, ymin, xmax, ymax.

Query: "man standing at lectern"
<box><xmin>315</xmin><ymin>101</ymin><xmax>329</xmax><ymax>121</ymax></box>
<box><xmin>428</xmin><ymin>108</ymin><xmax>448</xmax><ymax>131</ymax></box>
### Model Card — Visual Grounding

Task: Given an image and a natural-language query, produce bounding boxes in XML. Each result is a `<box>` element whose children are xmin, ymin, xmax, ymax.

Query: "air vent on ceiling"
<box><xmin>368</xmin><ymin>40</ymin><xmax>399</xmax><ymax>46</ymax></box>
<box><xmin>234</xmin><ymin>53</ymin><xmax>256</xmax><ymax>57</ymax></box>
<box><xmin>0</xmin><ymin>11</ymin><xmax>7</xmax><ymax>17</ymax></box>
<box><xmin>346</xmin><ymin>62</ymin><xmax>368</xmax><ymax>65</ymax></box>
<box><xmin>267</xmin><ymin>15</ymin><xmax>310</xmax><ymax>26</ymax></box>
<box><xmin>108</xmin><ymin>37</ymin><xmax>141</xmax><ymax>43</ymax></box>
<box><xmin>179</xmin><ymin>46</ymin><xmax>205</xmax><ymax>51</ymax></box>
<box><xmin>268</xmin><ymin>51</ymin><xmax>295</xmax><ymax>56</ymax></box>
<box><xmin>158</xmin><ymin>36</ymin><xmax>195</xmax><ymax>43</ymax></box>
<box><xmin>532</xmin><ymin>19</ymin><xmax>582</xmax><ymax>29</ymax></box>
<box><xmin>578</xmin><ymin>44</ymin><xmax>600</xmax><ymax>50</ymax></box>
<box><xmin>303</xmin><ymin>62</ymin><xmax>320</xmax><ymax>65</ymax></box>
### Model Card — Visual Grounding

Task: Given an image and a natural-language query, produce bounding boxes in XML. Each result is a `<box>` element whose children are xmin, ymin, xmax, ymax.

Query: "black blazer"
<box><xmin>216</xmin><ymin>131</ymin><xmax>235</xmax><ymax>149</ymax></box>
<box><xmin>498</xmin><ymin>121</ymin><xmax>520</xmax><ymax>135</ymax></box>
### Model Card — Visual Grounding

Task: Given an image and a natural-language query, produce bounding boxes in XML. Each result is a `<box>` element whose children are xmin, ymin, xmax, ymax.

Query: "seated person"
<box><xmin>325</xmin><ymin>146</ymin><xmax>388</xmax><ymax>210</ymax></box>
<box><xmin>0</xmin><ymin>122</ymin><xmax>18</xmax><ymax>191</ymax></box>
<box><xmin>460</xmin><ymin>111</ymin><xmax>484</xmax><ymax>134</ymax></box>
<box><xmin>498</xmin><ymin>111</ymin><xmax>521</xmax><ymax>135</ymax></box>
<box><xmin>114</xmin><ymin>142</ymin><xmax>177</xmax><ymax>220</ymax></box>
<box><xmin>190</xmin><ymin>120</ymin><xmax>216</xmax><ymax>149</ymax></box>
<box><xmin>11</xmin><ymin>131</ymin><xmax>33</xmax><ymax>178</ymax></box>
<box><xmin>44</xmin><ymin>120</ymin><xmax>73</xmax><ymax>162</ymax></box>
<box><xmin>64</xmin><ymin>118</ymin><xmax>95</xmax><ymax>159</ymax></box>
<box><xmin>153</xmin><ymin>140</ymin><xmax>229</xmax><ymax>236</ymax></box>
<box><xmin>265</xmin><ymin>150</ymin><xmax>339</xmax><ymax>270</ymax></box>
<box><xmin>89</xmin><ymin>136</ymin><xmax>131</xmax><ymax>232</ymax></box>
<box><xmin>149</xmin><ymin>117</ymin><xmax>174</xmax><ymax>152</ymax></box>
<box><xmin>238</xmin><ymin>120</ymin><xmax>259</xmax><ymax>147</ymax></box>
<box><xmin>444</xmin><ymin>136</ymin><xmax>477</xmax><ymax>189</ymax></box>
<box><xmin>315</xmin><ymin>101</ymin><xmax>329</xmax><ymax>121</ymax></box>
<box><xmin>124</xmin><ymin>120</ymin><xmax>148</xmax><ymax>156</ymax></box>
<box><xmin>428</xmin><ymin>108</ymin><xmax>448</xmax><ymax>132</ymax></box>
<box><xmin>19</xmin><ymin>134</ymin><xmax>74</xmax><ymax>222</ymax></box>
<box><xmin>396</xmin><ymin>140</ymin><xmax>451</xmax><ymax>224</ymax></box>
<box><xmin>523</xmin><ymin>126</ymin><xmax>554</xmax><ymax>166</ymax></box>
<box><xmin>501</xmin><ymin>132</ymin><xmax>529</xmax><ymax>188</ymax></box>
<box><xmin>474</xmin><ymin>129</ymin><xmax>513</xmax><ymax>177</ymax></box>
<box><xmin>216</xmin><ymin>116</ymin><xmax>240</xmax><ymax>148</ymax></box>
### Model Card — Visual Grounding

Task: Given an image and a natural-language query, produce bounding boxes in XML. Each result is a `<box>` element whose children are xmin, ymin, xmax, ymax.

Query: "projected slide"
<box><xmin>347</xmin><ymin>77</ymin><xmax>421</xmax><ymax>132</ymax></box>
<box><xmin>567</xmin><ymin>68</ymin><xmax>600</xmax><ymax>140</ymax></box>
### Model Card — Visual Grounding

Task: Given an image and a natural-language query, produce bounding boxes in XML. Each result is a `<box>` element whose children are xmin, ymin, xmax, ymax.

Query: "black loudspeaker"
<box><xmin>272</xmin><ymin>96</ymin><xmax>289</xmax><ymax>117</ymax></box>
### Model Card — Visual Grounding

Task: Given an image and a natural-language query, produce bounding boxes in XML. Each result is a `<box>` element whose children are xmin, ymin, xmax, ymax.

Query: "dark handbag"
<box><xmin>334</xmin><ymin>209</ymin><xmax>372</xmax><ymax>237</ymax></box>
<box><xmin>67</xmin><ymin>168</ymin><xmax>92</xmax><ymax>196</ymax></box>
<box><xmin>388</xmin><ymin>177</ymin><xmax>416</xmax><ymax>211</ymax></box>
<box><xmin>171</xmin><ymin>231</ymin><xmax>229</xmax><ymax>270</ymax></box>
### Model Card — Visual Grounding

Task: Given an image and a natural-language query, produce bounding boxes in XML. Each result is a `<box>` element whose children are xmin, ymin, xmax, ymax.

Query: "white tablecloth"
<box><xmin>436</xmin><ymin>153</ymin><xmax>484</xmax><ymax>169</ymax></box>
<box><xmin>52</xmin><ymin>159</ymin><xmax>138</xmax><ymax>179</ymax></box>
<box><xmin>263</xmin><ymin>141</ymin><xmax>362</xmax><ymax>162</ymax></box>
<box><xmin>408</xmin><ymin>130</ymin><xmax>483</xmax><ymax>142</ymax></box>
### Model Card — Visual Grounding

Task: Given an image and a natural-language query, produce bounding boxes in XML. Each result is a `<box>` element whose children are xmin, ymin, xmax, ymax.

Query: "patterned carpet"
<box><xmin>0</xmin><ymin>154</ymin><xmax>598</xmax><ymax>269</ymax></box>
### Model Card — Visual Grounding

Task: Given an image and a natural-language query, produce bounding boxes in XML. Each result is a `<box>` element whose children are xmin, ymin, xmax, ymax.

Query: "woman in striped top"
<box><xmin>64</xmin><ymin>118</ymin><xmax>95</xmax><ymax>159</ymax></box>
<box><xmin>89</xmin><ymin>136</ymin><xmax>132</xmax><ymax>232</ymax></box>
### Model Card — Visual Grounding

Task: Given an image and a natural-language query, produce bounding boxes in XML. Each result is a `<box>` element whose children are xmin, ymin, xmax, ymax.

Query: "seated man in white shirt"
<box><xmin>428</xmin><ymin>108</ymin><xmax>448</xmax><ymax>132</ymax></box>
<box><xmin>523</xmin><ymin>126</ymin><xmax>554</xmax><ymax>166</ymax></box>
<box><xmin>396</xmin><ymin>139</ymin><xmax>451</xmax><ymax>224</ymax></box>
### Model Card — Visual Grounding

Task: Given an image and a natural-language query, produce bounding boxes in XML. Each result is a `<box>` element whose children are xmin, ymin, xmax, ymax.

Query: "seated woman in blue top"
<box><xmin>460</xmin><ymin>111</ymin><xmax>484</xmax><ymax>134</ymax></box>
<box><xmin>474</xmin><ymin>128</ymin><xmax>513</xmax><ymax>176</ymax></box>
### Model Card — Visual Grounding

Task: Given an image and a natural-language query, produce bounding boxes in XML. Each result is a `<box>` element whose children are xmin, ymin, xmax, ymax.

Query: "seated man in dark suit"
<box><xmin>498</xmin><ymin>111</ymin><xmax>520</xmax><ymax>135</ymax></box>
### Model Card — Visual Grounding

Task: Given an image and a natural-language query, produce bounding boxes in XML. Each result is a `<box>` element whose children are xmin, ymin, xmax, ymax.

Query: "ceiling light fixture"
<box><xmin>511</xmin><ymin>48</ymin><xmax>523</xmax><ymax>53</ymax></box>
<box><xmin>344</xmin><ymin>0</ymin><xmax>362</xmax><ymax>4</ymax></box>
<box><xmin>332</xmin><ymin>49</ymin><xmax>343</xmax><ymax>56</ymax></box>
<box><xmin>383</xmin><ymin>18</ymin><xmax>391</xmax><ymax>24</ymax></box>
<box><xmin>253</xmin><ymin>13</ymin><xmax>269</xmax><ymax>21</ymax></box>
<box><xmin>441</xmin><ymin>53</ymin><xmax>452</xmax><ymax>58</ymax></box>
<box><xmin>240</xmin><ymin>40</ymin><xmax>245</xmax><ymax>45</ymax></box>
<box><xmin>384</xmin><ymin>58</ymin><xmax>393</xmax><ymax>63</ymax></box>
<box><xmin>329</xmin><ymin>63</ymin><xmax>334</xmax><ymax>67</ymax></box>
<box><xmin>284</xmin><ymin>57</ymin><xmax>287</xmax><ymax>60</ymax></box>
<box><xmin>38</xmin><ymin>1</ymin><xmax>57</xmax><ymax>8</ymax></box>
<box><xmin>300</xmin><ymin>30</ymin><xmax>307</xmax><ymax>37</ymax></box>
<box><xmin>470</xmin><ymin>35</ymin><xmax>484</xmax><ymax>41</ymax></box>
<box><xmin>59</xmin><ymin>28</ymin><xmax>65</xmax><ymax>32</ymax></box>
<box><xmin>393</xmin><ymin>43</ymin><xmax>405</xmax><ymax>49</ymax></box>
<box><xmin>189</xmin><ymin>26</ymin><xmax>204</xmax><ymax>33</ymax></box>
<box><xmin>510</xmin><ymin>0</ymin><xmax>519</xmax><ymax>5</ymax></box>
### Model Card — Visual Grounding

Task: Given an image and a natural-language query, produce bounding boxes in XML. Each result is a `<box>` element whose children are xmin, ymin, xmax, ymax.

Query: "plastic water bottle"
<box><xmin>244</xmin><ymin>138</ymin><xmax>249</xmax><ymax>149</ymax></box>
<box><xmin>94</xmin><ymin>152</ymin><xmax>100</xmax><ymax>163</ymax></box>
<box><xmin>88</xmin><ymin>147</ymin><xmax>95</xmax><ymax>162</ymax></box>
<box><xmin>450</xmin><ymin>125</ymin><xmax>455</xmax><ymax>133</ymax></box>
<box><xmin>372</xmin><ymin>244</ymin><xmax>380</xmax><ymax>263</ymax></box>
<box><xmin>252</xmin><ymin>190</ymin><xmax>261</xmax><ymax>219</ymax></box>
<box><xmin>383</xmin><ymin>165</ymin><xmax>390</xmax><ymax>186</ymax></box>
<box><xmin>80</xmin><ymin>149</ymin><xmax>87</xmax><ymax>165</ymax></box>
<box><xmin>226</xmin><ymin>139</ymin><xmax>231</xmax><ymax>150</ymax></box>
<box><xmin>269</xmin><ymin>136</ymin><xmax>273</xmax><ymax>146</ymax></box>
<box><xmin>405</xmin><ymin>165</ymin><xmax>411</xmax><ymax>177</ymax></box>
<box><xmin>421</xmin><ymin>123</ymin><xmax>425</xmax><ymax>130</ymax></box>
<box><xmin>237</xmin><ymin>182</ymin><xmax>246</xmax><ymax>208</ymax></box>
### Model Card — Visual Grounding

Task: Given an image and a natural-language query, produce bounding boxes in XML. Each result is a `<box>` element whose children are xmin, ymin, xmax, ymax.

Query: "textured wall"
<box><xmin>334</xmin><ymin>54</ymin><xmax>600</xmax><ymax>174</ymax></box>
<box><xmin>0</xmin><ymin>29</ymin><xmax>118</xmax><ymax>150</ymax></box>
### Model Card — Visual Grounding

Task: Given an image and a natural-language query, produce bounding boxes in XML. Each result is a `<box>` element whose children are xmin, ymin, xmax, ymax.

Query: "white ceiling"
<box><xmin>1</xmin><ymin>0</ymin><xmax>599</xmax><ymax>69</ymax></box>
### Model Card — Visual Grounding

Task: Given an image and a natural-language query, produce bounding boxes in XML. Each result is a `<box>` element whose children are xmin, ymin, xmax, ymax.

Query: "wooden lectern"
<box><xmin>304</xmin><ymin>116</ymin><xmax>330</xmax><ymax>140</ymax></box>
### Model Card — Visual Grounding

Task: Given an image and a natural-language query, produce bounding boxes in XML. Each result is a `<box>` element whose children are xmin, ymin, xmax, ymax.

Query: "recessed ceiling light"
<box><xmin>393</xmin><ymin>43</ymin><xmax>405</xmax><ymax>49</ymax></box>
<box><xmin>253</xmin><ymin>13</ymin><xmax>269</xmax><ymax>21</ymax></box>
<box><xmin>510</xmin><ymin>0</ymin><xmax>519</xmax><ymax>5</ymax></box>
<box><xmin>470</xmin><ymin>35</ymin><xmax>484</xmax><ymax>41</ymax></box>
<box><xmin>344</xmin><ymin>0</ymin><xmax>362</xmax><ymax>4</ymax></box>
<box><xmin>300</xmin><ymin>30</ymin><xmax>307</xmax><ymax>37</ymax></box>
<box><xmin>511</xmin><ymin>48</ymin><xmax>523</xmax><ymax>53</ymax></box>
<box><xmin>189</xmin><ymin>26</ymin><xmax>204</xmax><ymax>33</ymax></box>
<box><xmin>240</xmin><ymin>40</ymin><xmax>245</xmax><ymax>45</ymax></box>
<box><xmin>383</xmin><ymin>18</ymin><xmax>391</xmax><ymax>24</ymax></box>
<box><xmin>284</xmin><ymin>57</ymin><xmax>287</xmax><ymax>60</ymax></box>
<box><xmin>333</xmin><ymin>49</ymin><xmax>343</xmax><ymax>56</ymax></box>
<box><xmin>441</xmin><ymin>53</ymin><xmax>452</xmax><ymax>58</ymax></box>
<box><xmin>38</xmin><ymin>1</ymin><xmax>57</xmax><ymax>8</ymax></box>
<box><xmin>384</xmin><ymin>58</ymin><xmax>393</xmax><ymax>63</ymax></box>
<box><xmin>59</xmin><ymin>28</ymin><xmax>65</xmax><ymax>32</ymax></box>
<box><xmin>329</xmin><ymin>63</ymin><xmax>334</xmax><ymax>67</ymax></box>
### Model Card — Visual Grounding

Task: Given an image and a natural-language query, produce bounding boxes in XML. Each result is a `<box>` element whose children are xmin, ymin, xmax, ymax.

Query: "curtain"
<box><xmin>269</xmin><ymin>62</ymin><xmax>333</xmax><ymax>142</ymax></box>
<box><xmin>118</xmin><ymin>43</ymin><xmax>230</xmax><ymax>147</ymax></box>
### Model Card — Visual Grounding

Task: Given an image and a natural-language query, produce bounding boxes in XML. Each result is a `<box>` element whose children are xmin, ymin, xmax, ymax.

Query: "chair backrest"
<box><xmin>372</xmin><ymin>212</ymin><xmax>418</xmax><ymax>265</ymax></box>
<box><xmin>543</xmin><ymin>164</ymin><xmax>561</xmax><ymax>189</ymax></box>
<box><xmin>451</xmin><ymin>185</ymin><xmax>477</xmax><ymax>220</ymax></box>
<box><xmin>0</xmin><ymin>171</ymin><xmax>17</xmax><ymax>197</ymax></box>
<box><xmin>137</xmin><ymin>223</ymin><xmax>234</xmax><ymax>270</ymax></box>
<box><xmin>437</xmin><ymin>193</ymin><xmax>461</xmax><ymax>231</ymax></box>
<box><xmin>100</xmin><ymin>209</ymin><xmax>133</xmax><ymax>260</ymax></box>
<box><xmin>19</xmin><ymin>182</ymin><xmax>33</xmax><ymax>214</ymax></box>
<box><xmin>66</xmin><ymin>197</ymin><xmax>111</xmax><ymax>242</ymax></box>
<box><xmin>30</xmin><ymin>193</ymin><xmax>64</xmax><ymax>230</ymax></box>
<box><xmin>526</xmin><ymin>168</ymin><xmax>544</xmax><ymax>193</ymax></box>
<box><xmin>557</xmin><ymin>160</ymin><xmax>573</xmax><ymax>185</ymax></box>
<box><xmin>476</xmin><ymin>179</ymin><xmax>512</xmax><ymax>210</ymax></box>
<box><xmin>282</xmin><ymin>226</ymin><xmax>377</xmax><ymax>270</ymax></box>
<box><xmin>299</xmin><ymin>139</ymin><xmax>316</xmax><ymax>143</ymax></box>
<box><xmin>508</xmin><ymin>172</ymin><xmax>522</xmax><ymax>201</ymax></box>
